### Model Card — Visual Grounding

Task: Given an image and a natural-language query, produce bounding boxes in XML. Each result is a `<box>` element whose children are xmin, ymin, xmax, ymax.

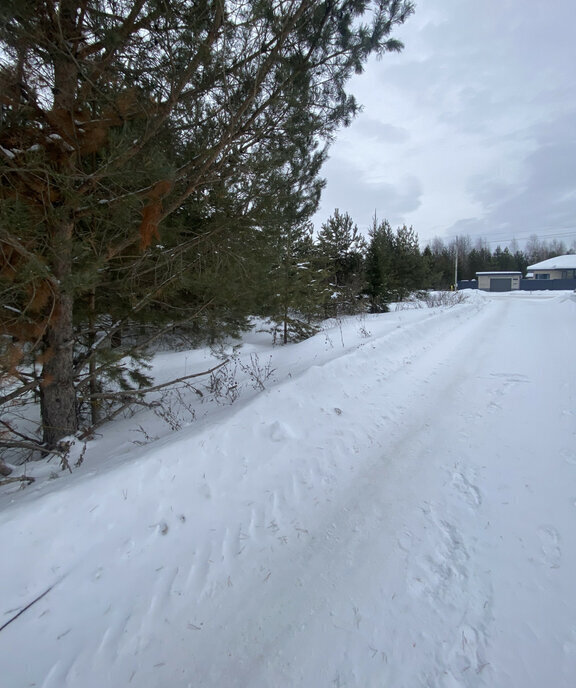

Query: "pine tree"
<box><xmin>468</xmin><ymin>245</ymin><xmax>493</xmax><ymax>278</ymax></box>
<box><xmin>316</xmin><ymin>209</ymin><xmax>367</xmax><ymax>316</ymax></box>
<box><xmin>364</xmin><ymin>218</ymin><xmax>424</xmax><ymax>307</ymax></box>
<box><xmin>422</xmin><ymin>238</ymin><xmax>453</xmax><ymax>289</ymax></box>
<box><xmin>0</xmin><ymin>0</ymin><xmax>414</xmax><ymax>450</ymax></box>
<box><xmin>259</xmin><ymin>221</ymin><xmax>327</xmax><ymax>344</ymax></box>
<box><xmin>392</xmin><ymin>224</ymin><xmax>424</xmax><ymax>299</ymax></box>
<box><xmin>365</xmin><ymin>217</ymin><xmax>395</xmax><ymax>311</ymax></box>
<box><xmin>492</xmin><ymin>246</ymin><xmax>515</xmax><ymax>270</ymax></box>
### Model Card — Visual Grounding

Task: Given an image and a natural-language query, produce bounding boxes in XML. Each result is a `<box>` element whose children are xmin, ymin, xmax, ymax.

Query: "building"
<box><xmin>526</xmin><ymin>255</ymin><xmax>576</xmax><ymax>280</ymax></box>
<box><xmin>476</xmin><ymin>271</ymin><xmax>522</xmax><ymax>292</ymax></box>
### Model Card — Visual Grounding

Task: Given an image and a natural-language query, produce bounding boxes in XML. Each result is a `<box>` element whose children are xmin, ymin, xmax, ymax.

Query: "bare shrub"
<box><xmin>356</xmin><ymin>314</ymin><xmax>372</xmax><ymax>338</ymax></box>
<box><xmin>206</xmin><ymin>360</ymin><xmax>241</xmax><ymax>405</ymax></box>
<box><xmin>422</xmin><ymin>291</ymin><xmax>468</xmax><ymax>308</ymax></box>
<box><xmin>238</xmin><ymin>353</ymin><xmax>276</xmax><ymax>391</ymax></box>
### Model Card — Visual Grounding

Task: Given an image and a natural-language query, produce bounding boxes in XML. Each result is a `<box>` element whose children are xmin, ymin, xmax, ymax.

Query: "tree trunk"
<box><xmin>88</xmin><ymin>290</ymin><xmax>101</xmax><ymax>426</ymax></box>
<box><xmin>40</xmin><ymin>299</ymin><xmax>77</xmax><ymax>447</ymax></box>
<box><xmin>39</xmin><ymin>4</ymin><xmax>80</xmax><ymax>448</ymax></box>
<box><xmin>40</xmin><ymin>220</ymin><xmax>77</xmax><ymax>448</ymax></box>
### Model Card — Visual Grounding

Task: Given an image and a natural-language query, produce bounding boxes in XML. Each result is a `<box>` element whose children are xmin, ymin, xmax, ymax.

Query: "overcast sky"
<box><xmin>313</xmin><ymin>0</ymin><xmax>576</xmax><ymax>249</ymax></box>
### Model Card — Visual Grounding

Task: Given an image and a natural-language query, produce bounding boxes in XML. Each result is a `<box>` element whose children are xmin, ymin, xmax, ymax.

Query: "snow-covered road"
<box><xmin>1</xmin><ymin>291</ymin><xmax>575</xmax><ymax>687</ymax></box>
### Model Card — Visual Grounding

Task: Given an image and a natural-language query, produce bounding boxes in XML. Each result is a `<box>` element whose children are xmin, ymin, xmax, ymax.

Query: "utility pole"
<box><xmin>454</xmin><ymin>247</ymin><xmax>458</xmax><ymax>290</ymax></box>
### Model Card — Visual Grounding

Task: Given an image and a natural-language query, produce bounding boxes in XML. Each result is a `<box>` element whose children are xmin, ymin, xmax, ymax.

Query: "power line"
<box><xmin>433</xmin><ymin>227</ymin><xmax>576</xmax><ymax>246</ymax></box>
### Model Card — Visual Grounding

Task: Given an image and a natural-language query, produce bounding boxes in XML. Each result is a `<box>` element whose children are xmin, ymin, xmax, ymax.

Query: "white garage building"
<box><xmin>476</xmin><ymin>271</ymin><xmax>522</xmax><ymax>292</ymax></box>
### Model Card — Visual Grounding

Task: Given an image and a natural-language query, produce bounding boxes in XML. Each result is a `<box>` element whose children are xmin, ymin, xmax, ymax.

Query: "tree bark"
<box><xmin>38</xmin><ymin>3</ymin><xmax>80</xmax><ymax>448</ymax></box>
<box><xmin>87</xmin><ymin>290</ymin><xmax>102</xmax><ymax>426</ymax></box>
<box><xmin>40</xmin><ymin>221</ymin><xmax>77</xmax><ymax>448</ymax></box>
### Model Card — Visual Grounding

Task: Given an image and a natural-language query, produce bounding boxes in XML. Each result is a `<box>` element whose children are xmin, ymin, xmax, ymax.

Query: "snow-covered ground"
<box><xmin>1</xmin><ymin>290</ymin><xmax>575</xmax><ymax>688</ymax></box>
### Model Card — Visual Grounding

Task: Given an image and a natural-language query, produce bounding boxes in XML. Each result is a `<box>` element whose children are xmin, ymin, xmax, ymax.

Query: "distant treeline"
<box><xmin>306</xmin><ymin>211</ymin><xmax>576</xmax><ymax>318</ymax></box>
<box><xmin>422</xmin><ymin>233</ymin><xmax>575</xmax><ymax>286</ymax></box>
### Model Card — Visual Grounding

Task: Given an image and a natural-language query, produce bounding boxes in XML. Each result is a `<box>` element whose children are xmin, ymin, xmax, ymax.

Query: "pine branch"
<box><xmin>0</xmin><ymin>379</ymin><xmax>39</xmax><ymax>407</ymax></box>
<box><xmin>84</xmin><ymin>360</ymin><xmax>228</xmax><ymax>400</ymax></box>
<box><xmin>0</xmin><ymin>418</ymin><xmax>41</xmax><ymax>445</ymax></box>
<box><xmin>78</xmin><ymin>396</ymin><xmax>153</xmax><ymax>440</ymax></box>
<box><xmin>0</xmin><ymin>438</ymin><xmax>64</xmax><ymax>457</ymax></box>
<box><xmin>0</xmin><ymin>475</ymin><xmax>36</xmax><ymax>487</ymax></box>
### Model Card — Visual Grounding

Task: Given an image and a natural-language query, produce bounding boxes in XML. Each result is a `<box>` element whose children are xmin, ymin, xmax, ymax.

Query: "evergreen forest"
<box><xmin>0</xmin><ymin>1</ymin><xmax>571</xmax><ymax>461</ymax></box>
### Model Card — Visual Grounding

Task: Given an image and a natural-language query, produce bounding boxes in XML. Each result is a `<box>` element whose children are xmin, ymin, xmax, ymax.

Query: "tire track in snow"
<box><xmin>158</xmin><ymin>298</ymin><xmax>504</xmax><ymax>688</ymax></box>
<box><xmin>5</xmin><ymin>294</ymin><xmax>575</xmax><ymax>688</ymax></box>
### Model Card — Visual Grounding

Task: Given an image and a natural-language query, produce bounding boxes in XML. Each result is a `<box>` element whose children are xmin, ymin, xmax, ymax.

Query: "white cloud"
<box><xmin>317</xmin><ymin>153</ymin><xmax>423</xmax><ymax>233</ymax></box>
<box><xmin>314</xmin><ymin>0</ymin><xmax>576</xmax><ymax>247</ymax></box>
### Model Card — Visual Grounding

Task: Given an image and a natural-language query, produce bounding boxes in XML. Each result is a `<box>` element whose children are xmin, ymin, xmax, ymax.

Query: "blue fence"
<box><xmin>457</xmin><ymin>279</ymin><xmax>576</xmax><ymax>291</ymax></box>
<box><xmin>519</xmin><ymin>279</ymin><xmax>576</xmax><ymax>291</ymax></box>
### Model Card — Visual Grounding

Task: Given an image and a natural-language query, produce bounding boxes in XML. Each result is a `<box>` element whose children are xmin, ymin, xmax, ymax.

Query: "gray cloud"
<box><xmin>315</xmin><ymin>0</ymin><xmax>576</xmax><ymax>247</ymax></box>
<box><xmin>354</xmin><ymin>117</ymin><xmax>410</xmax><ymax>144</ymax></box>
<box><xmin>316</xmin><ymin>156</ymin><xmax>423</xmax><ymax>234</ymax></box>
<box><xmin>453</xmin><ymin>112</ymin><xmax>576</xmax><ymax>241</ymax></box>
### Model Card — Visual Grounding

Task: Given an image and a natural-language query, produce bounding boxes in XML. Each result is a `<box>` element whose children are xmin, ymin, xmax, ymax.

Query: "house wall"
<box><xmin>531</xmin><ymin>269</ymin><xmax>576</xmax><ymax>280</ymax></box>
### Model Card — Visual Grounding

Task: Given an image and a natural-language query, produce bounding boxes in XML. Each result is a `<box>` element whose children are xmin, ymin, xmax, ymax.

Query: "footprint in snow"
<box><xmin>537</xmin><ymin>525</ymin><xmax>561</xmax><ymax>569</ymax></box>
<box><xmin>447</xmin><ymin>624</ymin><xmax>488</xmax><ymax>678</ymax></box>
<box><xmin>269</xmin><ymin>420</ymin><xmax>296</xmax><ymax>442</ymax></box>
<box><xmin>396</xmin><ymin>529</ymin><xmax>413</xmax><ymax>553</ymax></box>
<box><xmin>452</xmin><ymin>472</ymin><xmax>482</xmax><ymax>508</ymax></box>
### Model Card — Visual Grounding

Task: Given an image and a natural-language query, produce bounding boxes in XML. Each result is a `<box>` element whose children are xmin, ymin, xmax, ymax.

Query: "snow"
<box><xmin>527</xmin><ymin>255</ymin><xmax>576</xmax><ymax>271</ymax></box>
<box><xmin>0</xmin><ymin>145</ymin><xmax>16</xmax><ymax>160</ymax></box>
<box><xmin>1</xmin><ymin>290</ymin><xmax>576</xmax><ymax>687</ymax></box>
